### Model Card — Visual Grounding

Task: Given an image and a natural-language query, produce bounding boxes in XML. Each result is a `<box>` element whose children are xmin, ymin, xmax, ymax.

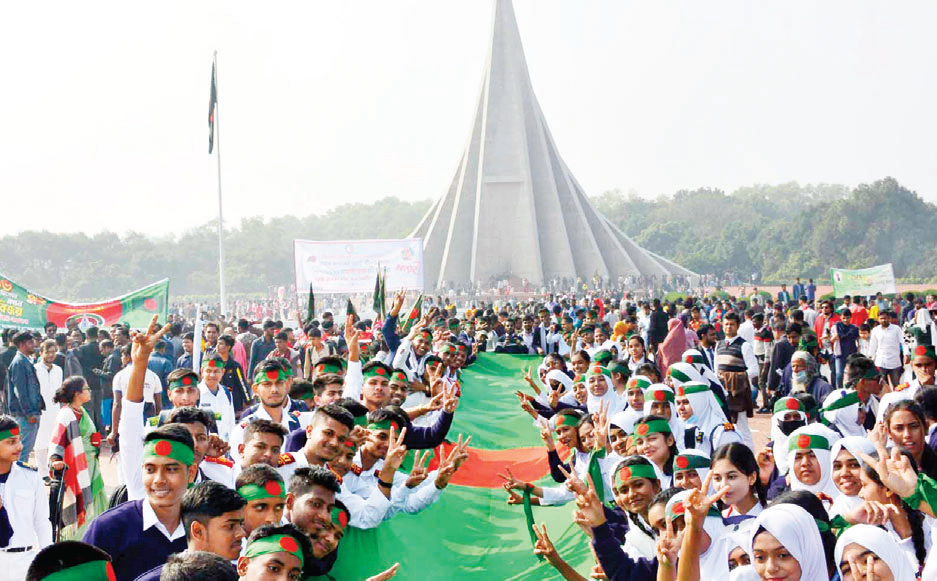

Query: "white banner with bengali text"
<box><xmin>293</xmin><ymin>238</ymin><xmax>424</xmax><ymax>294</ymax></box>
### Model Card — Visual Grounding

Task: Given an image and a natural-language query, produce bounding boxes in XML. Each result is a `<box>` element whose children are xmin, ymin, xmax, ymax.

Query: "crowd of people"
<box><xmin>2</xmin><ymin>283</ymin><xmax>937</xmax><ymax>579</ymax></box>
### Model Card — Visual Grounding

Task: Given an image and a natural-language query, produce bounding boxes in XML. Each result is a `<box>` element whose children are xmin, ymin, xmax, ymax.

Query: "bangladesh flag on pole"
<box><xmin>322</xmin><ymin>353</ymin><xmax>593</xmax><ymax>580</ymax></box>
<box><xmin>379</xmin><ymin>267</ymin><xmax>387</xmax><ymax>318</ymax></box>
<box><xmin>372</xmin><ymin>266</ymin><xmax>382</xmax><ymax>316</ymax></box>
<box><xmin>401</xmin><ymin>294</ymin><xmax>423</xmax><ymax>334</ymax></box>
<box><xmin>208</xmin><ymin>61</ymin><xmax>217</xmax><ymax>154</ymax></box>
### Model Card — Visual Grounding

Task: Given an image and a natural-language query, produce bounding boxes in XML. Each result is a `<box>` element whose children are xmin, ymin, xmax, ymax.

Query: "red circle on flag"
<box><xmin>592</xmin><ymin>366</ymin><xmax>602</xmax><ymax>374</ymax></box>
<box><xmin>785</xmin><ymin>399</ymin><xmax>800</xmax><ymax>410</ymax></box>
<box><xmin>338</xmin><ymin>510</ymin><xmax>349</xmax><ymax>528</ymax></box>
<box><xmin>144</xmin><ymin>298</ymin><xmax>158</xmax><ymax>311</ymax></box>
<box><xmin>154</xmin><ymin>441</ymin><xmax>173</xmax><ymax>456</ymax></box>
<box><xmin>620</xmin><ymin>467</ymin><xmax>632</xmax><ymax>480</ymax></box>
<box><xmin>653</xmin><ymin>391</ymin><xmax>666</xmax><ymax>402</ymax></box>
<box><xmin>182</xmin><ymin>376</ymin><xmax>193</xmax><ymax>386</ymax></box>
<box><xmin>628</xmin><ymin>379</ymin><xmax>637</xmax><ymax>388</ymax></box>
<box><xmin>264</xmin><ymin>481</ymin><xmax>282</xmax><ymax>496</ymax></box>
<box><xmin>375</xmin><ymin>367</ymin><xmax>386</xmax><ymax>376</ymax></box>
<box><xmin>9</xmin><ymin>427</ymin><xmax>19</xmax><ymax>436</ymax></box>
<box><xmin>636</xmin><ymin>423</ymin><xmax>649</xmax><ymax>436</ymax></box>
<box><xmin>675</xmin><ymin>455</ymin><xmax>689</xmax><ymax>469</ymax></box>
<box><xmin>677</xmin><ymin>387</ymin><xmax>685</xmax><ymax>396</ymax></box>
<box><xmin>672</xmin><ymin>502</ymin><xmax>685</xmax><ymax>515</ymax></box>
<box><xmin>915</xmin><ymin>345</ymin><xmax>927</xmax><ymax>356</ymax></box>
<box><xmin>278</xmin><ymin>536</ymin><xmax>299</xmax><ymax>553</ymax></box>
<box><xmin>797</xmin><ymin>434</ymin><xmax>811</xmax><ymax>449</ymax></box>
<box><xmin>266</xmin><ymin>370</ymin><xmax>279</xmax><ymax>381</ymax></box>
<box><xmin>390</xmin><ymin>422</ymin><xmax>399</xmax><ymax>432</ymax></box>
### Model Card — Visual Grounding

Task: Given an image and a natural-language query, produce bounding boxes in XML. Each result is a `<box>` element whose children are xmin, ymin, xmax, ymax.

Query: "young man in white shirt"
<box><xmin>868</xmin><ymin>311</ymin><xmax>904</xmax><ymax>386</ymax></box>
<box><xmin>33</xmin><ymin>339</ymin><xmax>62</xmax><ymax>474</ymax></box>
<box><xmin>198</xmin><ymin>354</ymin><xmax>236</xmax><ymax>441</ymax></box>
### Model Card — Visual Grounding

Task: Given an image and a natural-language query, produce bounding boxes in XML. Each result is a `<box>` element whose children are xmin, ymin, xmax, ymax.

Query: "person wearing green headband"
<box><xmin>135</xmin><ymin>481</ymin><xmax>247</xmax><ymax>581</ymax></box>
<box><xmin>607</xmin><ymin>360</ymin><xmax>631</xmax><ymax>396</ymax></box>
<box><xmin>237</xmin><ymin>523</ymin><xmax>311</xmax><ymax>580</ymax></box>
<box><xmin>387</xmin><ymin>368</ymin><xmax>411</xmax><ymax>407</ymax></box>
<box><xmin>624</xmin><ymin>376</ymin><xmax>649</xmax><ymax>415</ymax></box>
<box><xmin>83</xmin><ymin>424</ymin><xmax>195</xmax><ymax>581</ymax></box>
<box><xmin>0</xmin><ymin>414</ymin><xmax>51</xmax><ymax>579</ymax></box>
<box><xmin>237</xmin><ymin>465</ymin><xmax>287</xmax><ymax>536</ymax></box>
<box><xmin>198</xmin><ymin>353</ymin><xmax>236</xmax><ymax>441</ymax></box>
<box><xmin>631</xmin><ymin>415</ymin><xmax>676</xmax><ymax>486</ymax></box>
<box><xmin>165</xmin><ymin>368</ymin><xmax>201</xmax><ymax>409</ymax></box>
<box><xmin>309</xmin><ymin>499</ymin><xmax>351</xmax><ymax>560</ymax></box>
<box><xmin>230</xmin><ymin>360</ymin><xmax>302</xmax><ymax>467</ymax></box>
<box><xmin>25</xmin><ymin>541</ymin><xmax>113</xmax><ymax>581</ymax></box>
<box><xmin>358</xmin><ymin>361</ymin><xmax>393</xmax><ymax>412</ymax></box>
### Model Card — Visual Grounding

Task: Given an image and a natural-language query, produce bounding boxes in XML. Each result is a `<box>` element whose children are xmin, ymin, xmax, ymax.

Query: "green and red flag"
<box><xmin>372</xmin><ymin>266</ymin><xmax>383</xmax><ymax>316</ymax></box>
<box><xmin>401</xmin><ymin>294</ymin><xmax>423</xmax><ymax>334</ymax></box>
<box><xmin>379</xmin><ymin>267</ymin><xmax>387</xmax><ymax>318</ymax></box>
<box><xmin>323</xmin><ymin>353</ymin><xmax>593</xmax><ymax>580</ymax></box>
<box><xmin>0</xmin><ymin>272</ymin><xmax>168</xmax><ymax>331</ymax></box>
<box><xmin>208</xmin><ymin>60</ymin><xmax>217</xmax><ymax>154</ymax></box>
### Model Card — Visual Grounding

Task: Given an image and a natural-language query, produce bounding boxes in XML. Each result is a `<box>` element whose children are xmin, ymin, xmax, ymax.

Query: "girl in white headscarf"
<box><xmin>749</xmin><ymin>504</ymin><xmax>828</xmax><ymax>581</ymax></box>
<box><xmin>787</xmin><ymin>424</ymin><xmax>840</xmax><ymax>510</ymax></box>
<box><xmin>828</xmin><ymin>436</ymin><xmax>876</xmax><ymax>520</ymax></box>
<box><xmin>769</xmin><ymin>396</ymin><xmax>808</xmax><ymax>475</ymax></box>
<box><xmin>674</xmin><ymin>380</ymin><xmax>741</xmax><ymax>456</ymax></box>
<box><xmin>642</xmin><ymin>384</ymin><xmax>686</xmax><ymax>451</ymax></box>
<box><xmin>584</xmin><ymin>364</ymin><xmax>625</xmax><ymax>415</ymax></box>
<box><xmin>821</xmin><ymin>388</ymin><xmax>867</xmax><ymax>438</ymax></box>
<box><xmin>835</xmin><ymin>524</ymin><xmax>917</xmax><ymax>581</ymax></box>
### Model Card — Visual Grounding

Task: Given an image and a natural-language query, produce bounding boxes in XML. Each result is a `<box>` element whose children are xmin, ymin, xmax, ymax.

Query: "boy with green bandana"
<box><xmin>236</xmin><ymin>523</ymin><xmax>310</xmax><ymax>581</ymax></box>
<box><xmin>236</xmin><ymin>465</ymin><xmax>287</xmax><ymax>537</ymax></box>
<box><xmin>25</xmin><ymin>541</ymin><xmax>114</xmax><ymax>581</ymax></box>
<box><xmin>229</xmin><ymin>361</ymin><xmax>302</xmax><ymax>467</ymax></box>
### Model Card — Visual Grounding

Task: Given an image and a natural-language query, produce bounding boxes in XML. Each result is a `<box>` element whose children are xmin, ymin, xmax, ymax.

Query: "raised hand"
<box><xmin>206</xmin><ymin>434</ymin><xmax>230</xmax><ymax>458</ymax></box>
<box><xmin>405</xmin><ymin>450</ymin><xmax>431</xmax><ymax>489</ymax></box>
<box><xmin>572</xmin><ymin>475</ymin><xmax>607</xmax><ymax>528</ymax></box>
<box><xmin>436</xmin><ymin>435</ymin><xmax>471</xmax><ymax>489</ymax></box>
<box><xmin>537</xmin><ymin>418</ymin><xmax>556</xmax><ymax>451</ymax></box>
<box><xmin>556</xmin><ymin>462</ymin><xmax>587</xmax><ymax>496</ymax></box>
<box><xmin>365</xmin><ymin>562</ymin><xmax>400</xmax><ymax>581</ymax></box>
<box><xmin>505</xmin><ymin>488</ymin><xmax>524</xmax><ymax>505</ymax></box>
<box><xmin>756</xmin><ymin>446</ymin><xmax>775</xmax><ymax>486</ymax></box>
<box><xmin>846</xmin><ymin>554</ymin><xmax>876</xmax><ymax>581</ymax></box>
<box><xmin>859</xmin><ymin>431</ymin><xmax>919</xmax><ymax>500</ymax></box>
<box><xmin>442</xmin><ymin>384</ymin><xmax>460</xmax><ymax>414</ymax></box>
<box><xmin>655</xmin><ymin>515</ymin><xmax>679</xmax><ymax>567</ymax></box>
<box><xmin>532</xmin><ymin>523</ymin><xmax>559</xmax><ymax>563</ymax></box>
<box><xmin>391</xmin><ymin>291</ymin><xmax>406</xmax><ymax>316</ymax></box>
<box><xmin>131</xmin><ymin>315</ymin><xmax>171</xmax><ymax>362</ymax></box>
<box><xmin>383</xmin><ymin>425</ymin><xmax>409</xmax><ymax>472</ymax></box>
<box><xmin>592</xmin><ymin>400</ymin><xmax>610</xmax><ymax>452</ymax></box>
<box><xmin>845</xmin><ymin>500</ymin><xmax>900</xmax><ymax>526</ymax></box>
<box><xmin>497</xmin><ymin>466</ymin><xmax>525</xmax><ymax>491</ymax></box>
<box><xmin>684</xmin><ymin>471</ymin><xmax>730</xmax><ymax>531</ymax></box>
<box><xmin>547</xmin><ymin>384</ymin><xmax>563</xmax><ymax>409</ymax></box>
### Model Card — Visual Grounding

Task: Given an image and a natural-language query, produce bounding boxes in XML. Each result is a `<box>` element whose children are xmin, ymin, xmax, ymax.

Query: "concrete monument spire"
<box><xmin>412</xmin><ymin>0</ymin><xmax>694</xmax><ymax>289</ymax></box>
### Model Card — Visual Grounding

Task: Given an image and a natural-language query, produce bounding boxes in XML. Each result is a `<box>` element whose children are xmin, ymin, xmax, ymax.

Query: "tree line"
<box><xmin>0</xmin><ymin>177</ymin><xmax>932</xmax><ymax>301</ymax></box>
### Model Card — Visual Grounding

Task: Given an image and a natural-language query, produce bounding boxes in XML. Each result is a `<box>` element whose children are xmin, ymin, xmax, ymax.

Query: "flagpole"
<box><xmin>214</xmin><ymin>50</ymin><xmax>227</xmax><ymax>316</ymax></box>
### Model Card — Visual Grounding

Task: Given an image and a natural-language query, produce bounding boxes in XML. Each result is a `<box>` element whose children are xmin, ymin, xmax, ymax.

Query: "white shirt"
<box><xmin>802</xmin><ymin>307</ymin><xmax>818</xmax><ymax>328</ymax></box>
<box><xmin>113</xmin><ymin>366</ymin><xmax>162</xmax><ymax>404</ymax></box>
<box><xmin>723</xmin><ymin>336</ymin><xmax>760</xmax><ymax>380</ymax></box>
<box><xmin>34</xmin><ymin>362</ymin><xmax>63</xmax><ymax>448</ymax></box>
<box><xmin>141</xmin><ymin>498</ymin><xmax>186</xmax><ymax>541</ymax></box>
<box><xmin>198</xmin><ymin>381</ymin><xmax>236</xmax><ymax>441</ymax></box>
<box><xmin>1</xmin><ymin>462</ymin><xmax>52</xmax><ymax>549</ymax></box>
<box><xmin>738</xmin><ymin>320</ymin><xmax>755</xmax><ymax>344</ymax></box>
<box><xmin>868</xmin><ymin>323</ymin><xmax>903</xmax><ymax>369</ymax></box>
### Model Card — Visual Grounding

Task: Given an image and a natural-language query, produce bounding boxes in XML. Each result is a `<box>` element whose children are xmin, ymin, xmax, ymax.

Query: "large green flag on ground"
<box><xmin>323</xmin><ymin>353</ymin><xmax>595</xmax><ymax>580</ymax></box>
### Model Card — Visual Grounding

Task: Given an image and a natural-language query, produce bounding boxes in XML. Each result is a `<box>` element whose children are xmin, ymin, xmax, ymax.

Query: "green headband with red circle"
<box><xmin>244</xmin><ymin>533</ymin><xmax>305</xmax><ymax>566</ymax></box>
<box><xmin>169</xmin><ymin>374</ymin><xmax>198</xmax><ymax>389</ymax></box>
<box><xmin>362</xmin><ymin>366</ymin><xmax>389</xmax><ymax>380</ymax></box>
<box><xmin>315</xmin><ymin>363</ymin><xmax>343</xmax><ymax>375</ymax></box>
<box><xmin>585</xmin><ymin>365</ymin><xmax>611</xmax><ymax>380</ymax></box>
<box><xmin>774</xmin><ymin>397</ymin><xmax>805</xmax><ymax>415</ymax></box>
<box><xmin>254</xmin><ymin>368</ymin><xmax>288</xmax><ymax>384</ymax></box>
<box><xmin>668</xmin><ymin>368</ymin><xmax>692</xmax><ymax>384</ymax></box>
<box><xmin>203</xmin><ymin>358</ymin><xmax>224</xmax><ymax>369</ymax></box>
<box><xmin>0</xmin><ymin>426</ymin><xmax>20</xmax><ymax>442</ymax></box>
<box><xmin>238</xmin><ymin>480</ymin><xmax>286</xmax><ymax>501</ymax></box>
<box><xmin>675</xmin><ymin>382</ymin><xmax>709</xmax><ymax>397</ymax></box>
<box><xmin>613</xmin><ymin>463</ymin><xmax>658</xmax><ymax>488</ymax></box>
<box><xmin>684</xmin><ymin>353</ymin><xmax>704</xmax><ymax>365</ymax></box>
<box><xmin>666</xmin><ymin>498</ymin><xmax>719</xmax><ymax>521</ymax></box>
<box><xmin>633</xmin><ymin>419</ymin><xmax>671</xmax><ymax>437</ymax></box>
<box><xmin>367</xmin><ymin>419</ymin><xmax>400</xmax><ymax>432</ymax></box>
<box><xmin>627</xmin><ymin>377</ymin><xmax>651</xmax><ymax>391</ymax></box>
<box><xmin>331</xmin><ymin>506</ymin><xmax>350</xmax><ymax>532</ymax></box>
<box><xmin>555</xmin><ymin>414</ymin><xmax>581</xmax><ymax>429</ymax></box>
<box><xmin>673</xmin><ymin>453</ymin><xmax>711</xmax><ymax>472</ymax></box>
<box><xmin>143</xmin><ymin>438</ymin><xmax>194</xmax><ymax>466</ymax></box>
<box><xmin>391</xmin><ymin>370</ymin><xmax>409</xmax><ymax>383</ymax></box>
<box><xmin>820</xmin><ymin>390</ymin><xmax>861</xmax><ymax>413</ymax></box>
<box><xmin>788</xmin><ymin>433</ymin><xmax>830</xmax><ymax>452</ymax></box>
<box><xmin>646</xmin><ymin>388</ymin><xmax>675</xmax><ymax>404</ymax></box>
<box><xmin>43</xmin><ymin>560</ymin><xmax>116</xmax><ymax>581</ymax></box>
<box><xmin>914</xmin><ymin>344</ymin><xmax>937</xmax><ymax>361</ymax></box>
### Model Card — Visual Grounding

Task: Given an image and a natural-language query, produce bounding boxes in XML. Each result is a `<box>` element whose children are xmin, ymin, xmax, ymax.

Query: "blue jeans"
<box><xmin>15</xmin><ymin>415</ymin><xmax>39</xmax><ymax>463</ymax></box>
<box><xmin>834</xmin><ymin>356</ymin><xmax>846</xmax><ymax>390</ymax></box>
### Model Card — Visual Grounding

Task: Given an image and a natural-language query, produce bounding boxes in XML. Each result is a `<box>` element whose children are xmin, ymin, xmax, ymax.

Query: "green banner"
<box><xmin>322</xmin><ymin>353</ymin><xmax>595</xmax><ymax>580</ymax></box>
<box><xmin>830</xmin><ymin>264</ymin><xmax>896</xmax><ymax>298</ymax></box>
<box><xmin>0</xmin><ymin>273</ymin><xmax>169</xmax><ymax>331</ymax></box>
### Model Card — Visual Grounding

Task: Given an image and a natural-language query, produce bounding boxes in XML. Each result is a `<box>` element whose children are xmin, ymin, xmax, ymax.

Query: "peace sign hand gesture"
<box><xmin>592</xmin><ymin>400</ymin><xmax>610</xmax><ymax>452</ymax></box>
<box><xmin>683</xmin><ymin>471</ymin><xmax>730</xmax><ymax>531</ymax></box>
<box><xmin>859</xmin><ymin>425</ymin><xmax>918</xmax><ymax>500</ymax></box>
<box><xmin>531</xmin><ymin>523</ymin><xmax>559</xmax><ymax>563</ymax></box>
<box><xmin>655</xmin><ymin>515</ymin><xmax>679</xmax><ymax>567</ymax></box>
<box><xmin>846</xmin><ymin>553</ymin><xmax>878</xmax><ymax>581</ymax></box>
<box><xmin>131</xmin><ymin>315</ymin><xmax>171</xmax><ymax>363</ymax></box>
<box><xmin>405</xmin><ymin>450</ymin><xmax>431</xmax><ymax>489</ymax></box>
<box><xmin>572</xmin><ymin>474</ymin><xmax>607</xmax><ymax>529</ymax></box>
<box><xmin>537</xmin><ymin>418</ymin><xmax>556</xmax><ymax>450</ymax></box>
<box><xmin>556</xmin><ymin>462</ymin><xmax>587</xmax><ymax>497</ymax></box>
<box><xmin>382</xmin><ymin>425</ymin><xmax>409</xmax><ymax>473</ymax></box>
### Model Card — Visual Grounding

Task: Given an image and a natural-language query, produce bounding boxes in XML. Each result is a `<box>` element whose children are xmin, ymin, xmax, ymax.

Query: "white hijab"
<box><xmin>834</xmin><ymin>524</ymin><xmax>917</xmax><ymax>581</ymax></box>
<box><xmin>787</xmin><ymin>424</ymin><xmax>840</xmax><ymax>503</ymax></box>
<box><xmin>749</xmin><ymin>504</ymin><xmax>827</xmax><ymax>581</ymax></box>
<box><xmin>677</xmin><ymin>380</ymin><xmax>730</xmax><ymax>446</ymax></box>
<box><xmin>821</xmin><ymin>388</ymin><xmax>866</xmax><ymax>438</ymax></box>
<box><xmin>642</xmin><ymin>384</ymin><xmax>686</xmax><ymax>451</ymax></box>
<box><xmin>771</xmin><ymin>397</ymin><xmax>806</xmax><ymax>475</ymax></box>
<box><xmin>828</xmin><ymin>436</ymin><xmax>876</xmax><ymax>519</ymax></box>
<box><xmin>586</xmin><ymin>372</ymin><xmax>624</xmax><ymax>415</ymax></box>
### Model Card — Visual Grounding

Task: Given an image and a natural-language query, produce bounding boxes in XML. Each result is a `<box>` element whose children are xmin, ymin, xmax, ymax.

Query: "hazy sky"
<box><xmin>3</xmin><ymin>1</ymin><xmax>936</xmax><ymax>236</ymax></box>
